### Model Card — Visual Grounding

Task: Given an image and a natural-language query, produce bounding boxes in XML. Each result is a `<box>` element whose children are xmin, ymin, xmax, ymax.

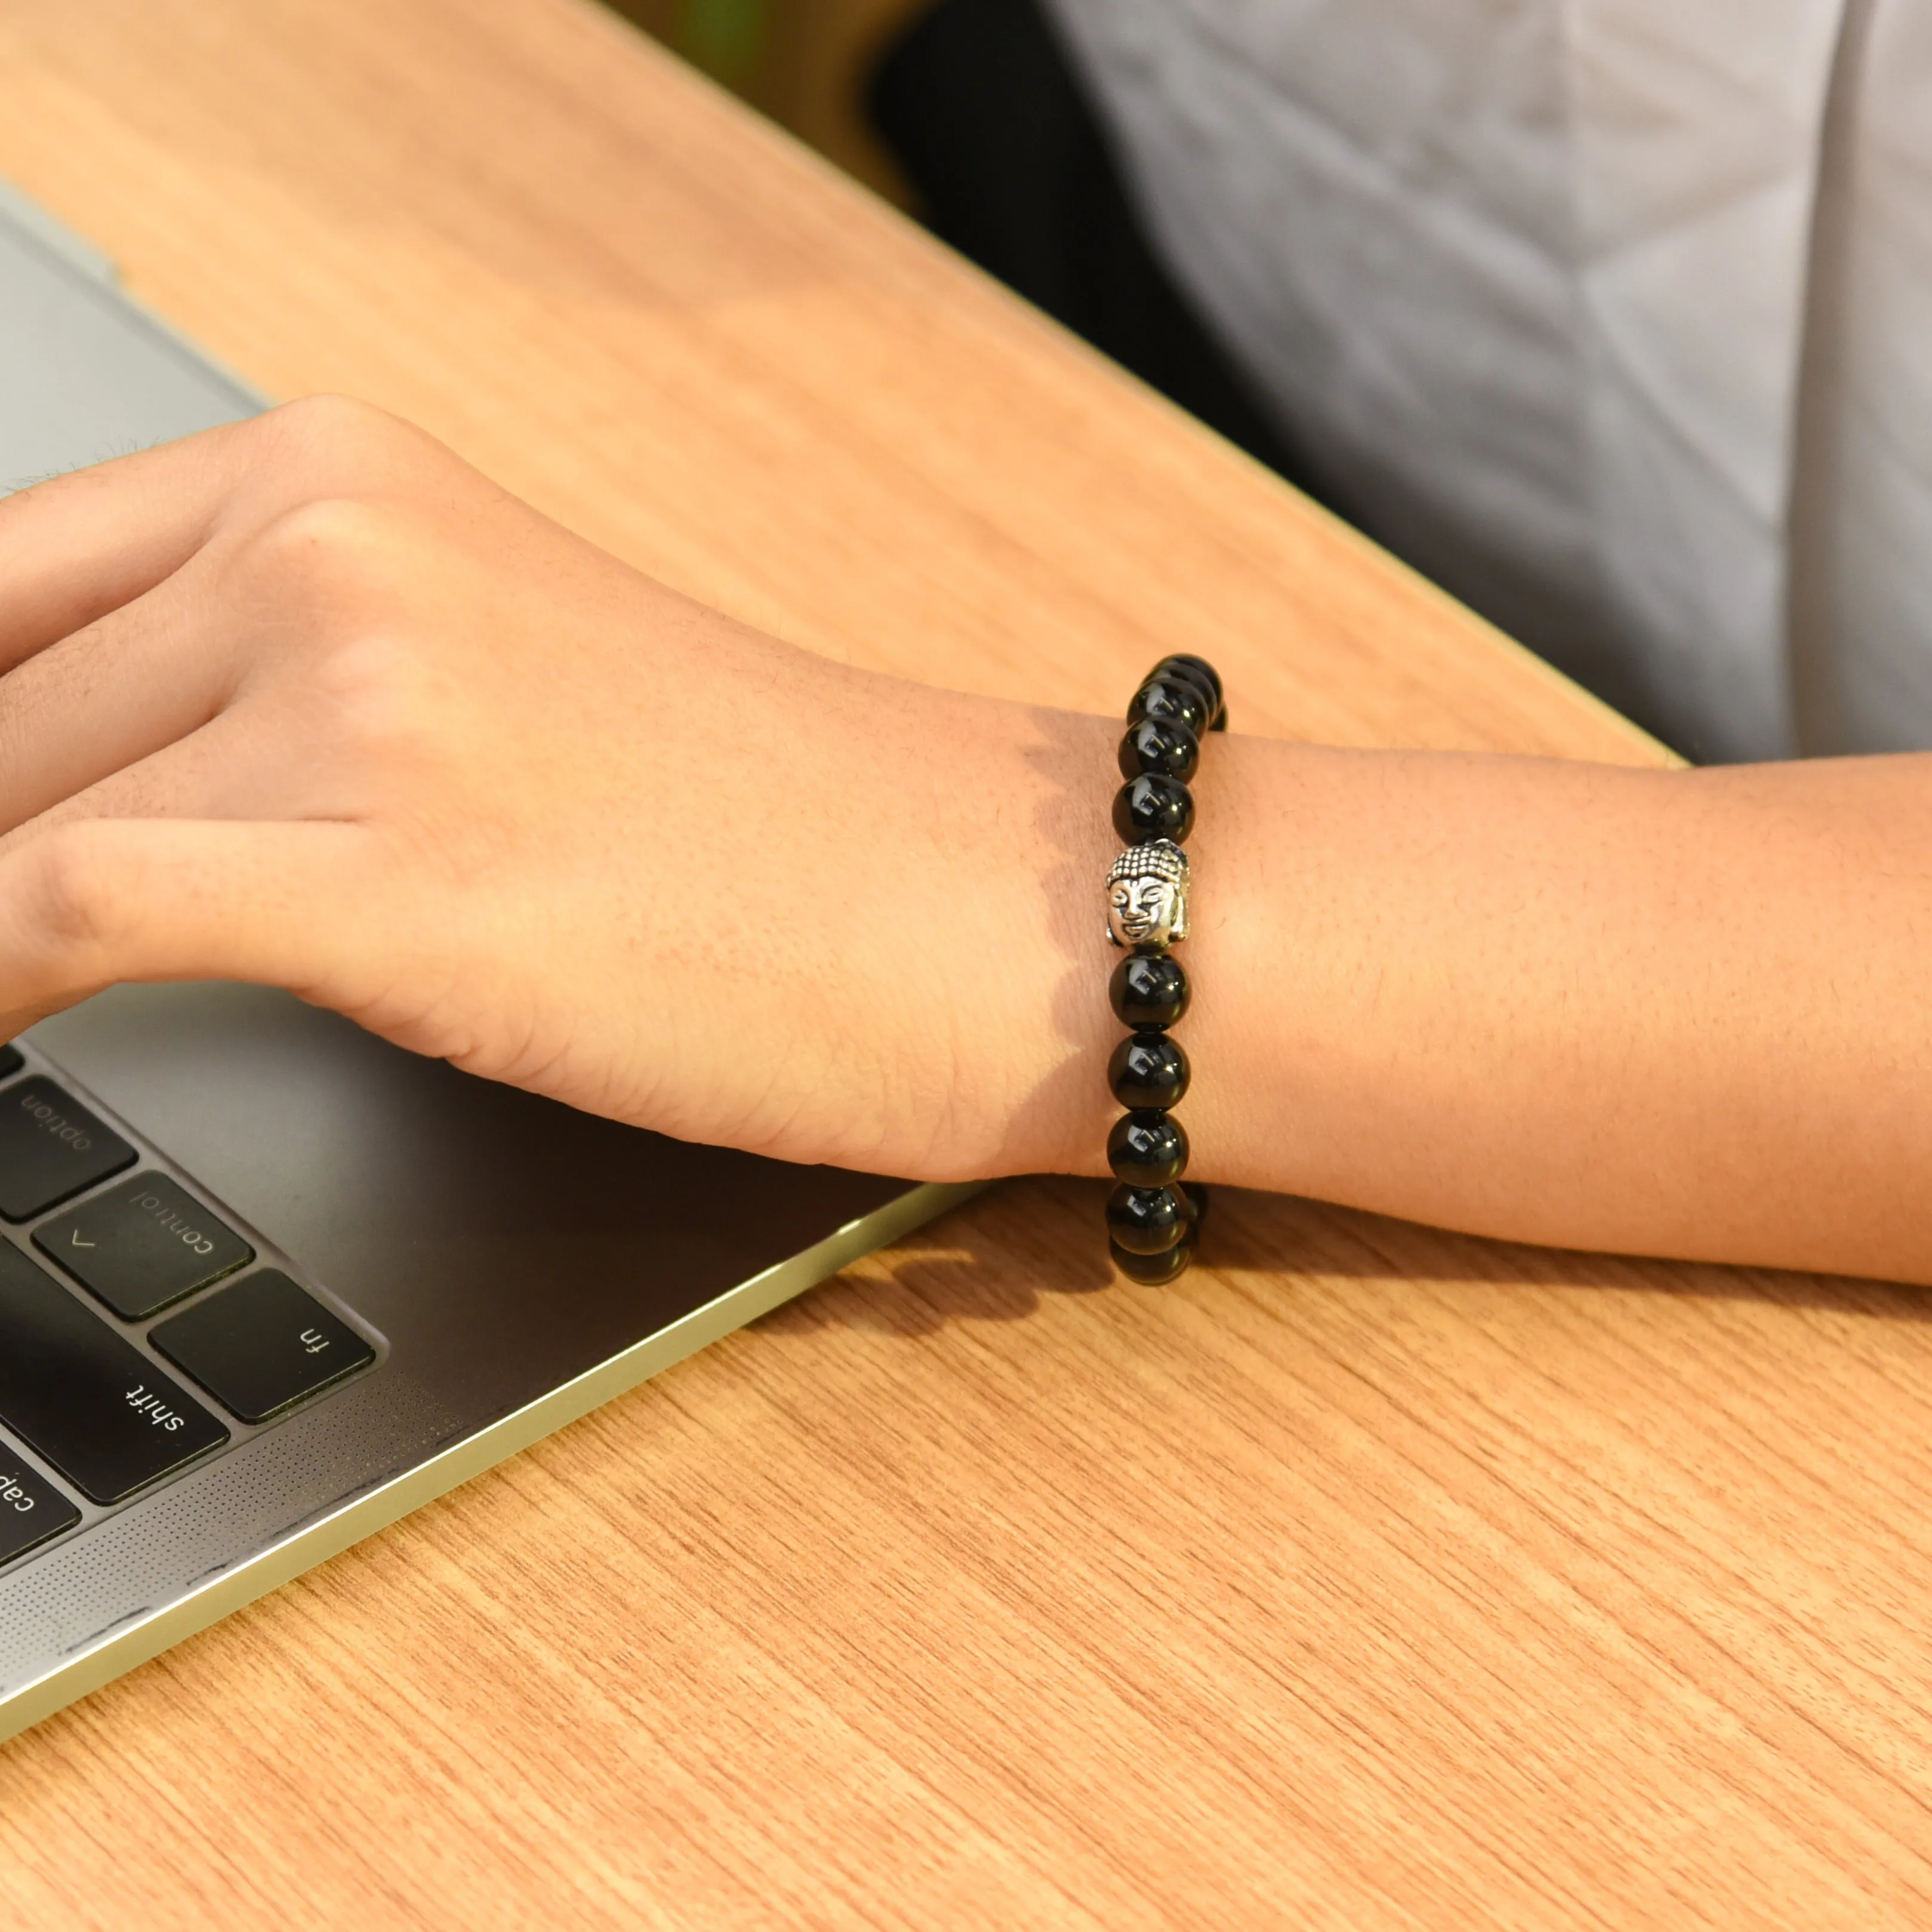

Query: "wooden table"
<box><xmin>1</xmin><ymin>3</ymin><xmax>1928</xmax><ymax>1924</ymax></box>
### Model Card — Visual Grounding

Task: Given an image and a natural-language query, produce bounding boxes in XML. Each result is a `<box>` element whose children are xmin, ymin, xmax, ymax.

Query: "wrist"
<box><xmin>893</xmin><ymin>695</ymin><xmax>1121</xmax><ymax>1182</ymax></box>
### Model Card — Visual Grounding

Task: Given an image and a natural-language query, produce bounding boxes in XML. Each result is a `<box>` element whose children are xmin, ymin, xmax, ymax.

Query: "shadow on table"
<box><xmin>774</xmin><ymin>1173</ymin><xmax>1932</xmax><ymax>1339</ymax></box>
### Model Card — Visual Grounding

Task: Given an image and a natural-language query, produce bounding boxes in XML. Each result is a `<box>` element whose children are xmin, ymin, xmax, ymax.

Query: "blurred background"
<box><xmin>604</xmin><ymin>0</ymin><xmax>919</xmax><ymax>202</ymax></box>
<box><xmin>600</xmin><ymin>0</ymin><xmax>1312</xmax><ymax>489</ymax></box>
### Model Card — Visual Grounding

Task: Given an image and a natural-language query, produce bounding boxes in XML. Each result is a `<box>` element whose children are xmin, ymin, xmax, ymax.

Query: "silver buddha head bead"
<box><xmin>1106</xmin><ymin>839</ymin><xmax>1191</xmax><ymax>950</ymax></box>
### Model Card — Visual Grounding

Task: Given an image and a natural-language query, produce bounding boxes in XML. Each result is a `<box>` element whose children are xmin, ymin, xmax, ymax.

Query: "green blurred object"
<box><xmin>598</xmin><ymin>0</ymin><xmax>922</xmax><ymax>202</ymax></box>
<box><xmin>681</xmin><ymin>0</ymin><xmax>770</xmax><ymax>79</ymax></box>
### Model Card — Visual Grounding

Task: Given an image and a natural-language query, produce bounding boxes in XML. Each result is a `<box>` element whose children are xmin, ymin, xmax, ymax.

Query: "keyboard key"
<box><xmin>153</xmin><ymin>1271</ymin><xmax>374</xmax><ymax>1423</ymax></box>
<box><xmin>0</xmin><ymin>1244</ymin><xmax>228</xmax><ymax>1503</ymax></box>
<box><xmin>37</xmin><ymin>1172</ymin><xmax>254</xmax><ymax>1320</ymax></box>
<box><xmin>0</xmin><ymin>1080</ymin><xmax>135</xmax><ymax>1222</ymax></box>
<box><xmin>0</xmin><ymin>1043</ymin><xmax>21</xmax><ymax>1081</ymax></box>
<box><xmin>0</xmin><ymin>1450</ymin><xmax>81</xmax><ymax>1567</ymax></box>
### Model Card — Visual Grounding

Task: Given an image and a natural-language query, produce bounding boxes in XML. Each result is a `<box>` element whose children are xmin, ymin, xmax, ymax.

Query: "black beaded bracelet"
<box><xmin>1104</xmin><ymin>654</ymin><xmax>1224</xmax><ymax>1283</ymax></box>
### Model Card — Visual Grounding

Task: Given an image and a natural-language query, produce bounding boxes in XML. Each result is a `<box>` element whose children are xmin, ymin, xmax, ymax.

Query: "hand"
<box><xmin>0</xmin><ymin>396</ymin><xmax>1121</xmax><ymax>1179</ymax></box>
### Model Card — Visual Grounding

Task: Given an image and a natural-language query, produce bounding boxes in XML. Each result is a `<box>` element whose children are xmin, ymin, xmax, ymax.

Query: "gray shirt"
<box><xmin>1045</xmin><ymin>0</ymin><xmax>1931</xmax><ymax>760</ymax></box>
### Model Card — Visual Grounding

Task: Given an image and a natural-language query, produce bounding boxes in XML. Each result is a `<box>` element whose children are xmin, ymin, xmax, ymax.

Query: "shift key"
<box><xmin>0</xmin><ymin>1244</ymin><xmax>227</xmax><ymax>1503</ymax></box>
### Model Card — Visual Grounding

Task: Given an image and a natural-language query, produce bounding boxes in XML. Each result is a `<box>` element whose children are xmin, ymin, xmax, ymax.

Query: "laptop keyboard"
<box><xmin>0</xmin><ymin>1043</ymin><xmax>377</xmax><ymax>1571</ymax></box>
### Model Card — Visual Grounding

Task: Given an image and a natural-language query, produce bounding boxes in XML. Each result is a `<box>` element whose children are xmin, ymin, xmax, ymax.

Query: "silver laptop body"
<box><xmin>0</xmin><ymin>182</ymin><xmax>970</xmax><ymax>1743</ymax></box>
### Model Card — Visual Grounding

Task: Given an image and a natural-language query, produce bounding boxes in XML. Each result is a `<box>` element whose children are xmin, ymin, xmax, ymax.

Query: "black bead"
<box><xmin>1109</xmin><ymin>1032</ymin><xmax>1190</xmax><ymax>1110</ymax></box>
<box><xmin>1105</xmin><ymin>1182</ymin><xmax>1190</xmax><ymax>1255</ymax></box>
<box><xmin>1158</xmin><ymin>652</ymin><xmax>1222</xmax><ymax>707</ymax></box>
<box><xmin>1181</xmin><ymin>1181</ymin><xmax>1211</xmax><ymax>1227</ymax></box>
<box><xmin>1110</xmin><ymin>952</ymin><xmax>1190</xmax><ymax>1029</ymax></box>
<box><xmin>1110</xmin><ymin>1234</ymin><xmax>1197</xmax><ymax>1284</ymax></box>
<box><xmin>1117</xmin><ymin>715</ymin><xmax>1200</xmax><ymax>784</ymax></box>
<box><xmin>1127</xmin><ymin>677</ymin><xmax>1210</xmax><ymax>737</ymax></box>
<box><xmin>1107</xmin><ymin>1110</ymin><xmax>1189</xmax><ymax>1187</ymax></box>
<box><xmin>1113</xmin><ymin>774</ymin><xmax>1194</xmax><ymax>846</ymax></box>
<box><xmin>1151</xmin><ymin>655</ymin><xmax>1219</xmax><ymax>714</ymax></box>
<box><xmin>1154</xmin><ymin>655</ymin><xmax>1226</xmax><ymax>732</ymax></box>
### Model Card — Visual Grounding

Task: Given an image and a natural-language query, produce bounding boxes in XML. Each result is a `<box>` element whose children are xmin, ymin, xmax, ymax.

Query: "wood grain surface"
<box><xmin>0</xmin><ymin>3</ymin><xmax>1925</xmax><ymax>1925</ymax></box>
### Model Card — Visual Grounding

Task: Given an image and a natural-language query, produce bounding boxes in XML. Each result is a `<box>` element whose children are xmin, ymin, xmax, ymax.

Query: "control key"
<box><xmin>38</xmin><ymin>1172</ymin><xmax>254</xmax><ymax>1320</ymax></box>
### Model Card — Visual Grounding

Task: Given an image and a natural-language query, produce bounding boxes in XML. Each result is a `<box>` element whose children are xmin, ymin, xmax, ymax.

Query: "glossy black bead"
<box><xmin>1127</xmin><ymin>677</ymin><xmax>1211</xmax><ymax>737</ymax></box>
<box><xmin>1108</xmin><ymin>1032</ymin><xmax>1190</xmax><ymax>1110</ymax></box>
<box><xmin>1110</xmin><ymin>1233</ymin><xmax>1197</xmax><ymax>1284</ymax></box>
<box><xmin>1155</xmin><ymin>655</ymin><xmax>1227</xmax><ymax>732</ymax></box>
<box><xmin>1113</xmin><ymin>774</ymin><xmax>1194</xmax><ymax>846</ymax></box>
<box><xmin>1117</xmin><ymin>715</ymin><xmax>1200</xmax><ymax>784</ymax></box>
<box><xmin>1110</xmin><ymin>952</ymin><xmax>1190</xmax><ymax>1029</ymax></box>
<box><xmin>1157</xmin><ymin>652</ymin><xmax>1222</xmax><ymax>707</ymax></box>
<box><xmin>1105</xmin><ymin>1182</ymin><xmax>1190</xmax><ymax>1255</ymax></box>
<box><xmin>1107</xmin><ymin>1110</ymin><xmax>1189</xmax><ymax>1187</ymax></box>
<box><xmin>1151</xmin><ymin>655</ymin><xmax>1219</xmax><ymax>717</ymax></box>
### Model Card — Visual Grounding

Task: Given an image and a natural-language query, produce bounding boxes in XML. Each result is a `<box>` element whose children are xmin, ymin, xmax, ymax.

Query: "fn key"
<box><xmin>152</xmin><ymin>1272</ymin><xmax>374</xmax><ymax>1422</ymax></box>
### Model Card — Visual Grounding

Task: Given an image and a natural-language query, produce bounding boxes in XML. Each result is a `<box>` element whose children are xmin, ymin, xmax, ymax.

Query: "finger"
<box><xmin>0</xmin><ymin>393</ymin><xmax>440</xmax><ymax>674</ymax></box>
<box><xmin>0</xmin><ymin>674</ymin><xmax>365</xmax><ymax>863</ymax></box>
<box><xmin>1</xmin><ymin>726</ymin><xmax>245</xmax><ymax>848</ymax></box>
<box><xmin>0</xmin><ymin>562</ymin><xmax>245</xmax><ymax>834</ymax></box>
<box><xmin>0</xmin><ymin>420</ymin><xmax>257</xmax><ymax>670</ymax></box>
<box><xmin>0</xmin><ymin>817</ymin><xmax>368</xmax><ymax>1033</ymax></box>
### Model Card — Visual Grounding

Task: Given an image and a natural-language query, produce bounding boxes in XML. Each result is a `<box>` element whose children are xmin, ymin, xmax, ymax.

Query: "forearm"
<box><xmin>1110</xmin><ymin>740</ymin><xmax>1932</xmax><ymax>1283</ymax></box>
<box><xmin>17</xmin><ymin>402</ymin><xmax>1932</xmax><ymax>1285</ymax></box>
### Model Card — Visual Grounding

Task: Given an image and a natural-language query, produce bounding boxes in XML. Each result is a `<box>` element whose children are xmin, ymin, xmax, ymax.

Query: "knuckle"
<box><xmin>259</xmin><ymin>491</ymin><xmax>389</xmax><ymax>560</ymax></box>
<box><xmin>233</xmin><ymin>495</ymin><xmax>404</xmax><ymax>602</ymax></box>
<box><xmin>223</xmin><ymin>500</ymin><xmax>456</xmax><ymax>765</ymax></box>
<box><xmin>223</xmin><ymin>398</ymin><xmax>436</xmax><ymax>540</ymax></box>
<box><xmin>312</xmin><ymin>630</ymin><xmax>443</xmax><ymax>750</ymax></box>
<box><xmin>258</xmin><ymin>392</ymin><xmax>406</xmax><ymax>466</ymax></box>
<box><xmin>27</xmin><ymin>823</ymin><xmax>127</xmax><ymax>963</ymax></box>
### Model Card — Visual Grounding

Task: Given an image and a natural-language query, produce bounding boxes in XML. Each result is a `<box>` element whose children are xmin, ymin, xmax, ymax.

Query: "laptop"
<box><xmin>0</xmin><ymin>179</ymin><xmax>975</xmax><ymax>1745</ymax></box>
